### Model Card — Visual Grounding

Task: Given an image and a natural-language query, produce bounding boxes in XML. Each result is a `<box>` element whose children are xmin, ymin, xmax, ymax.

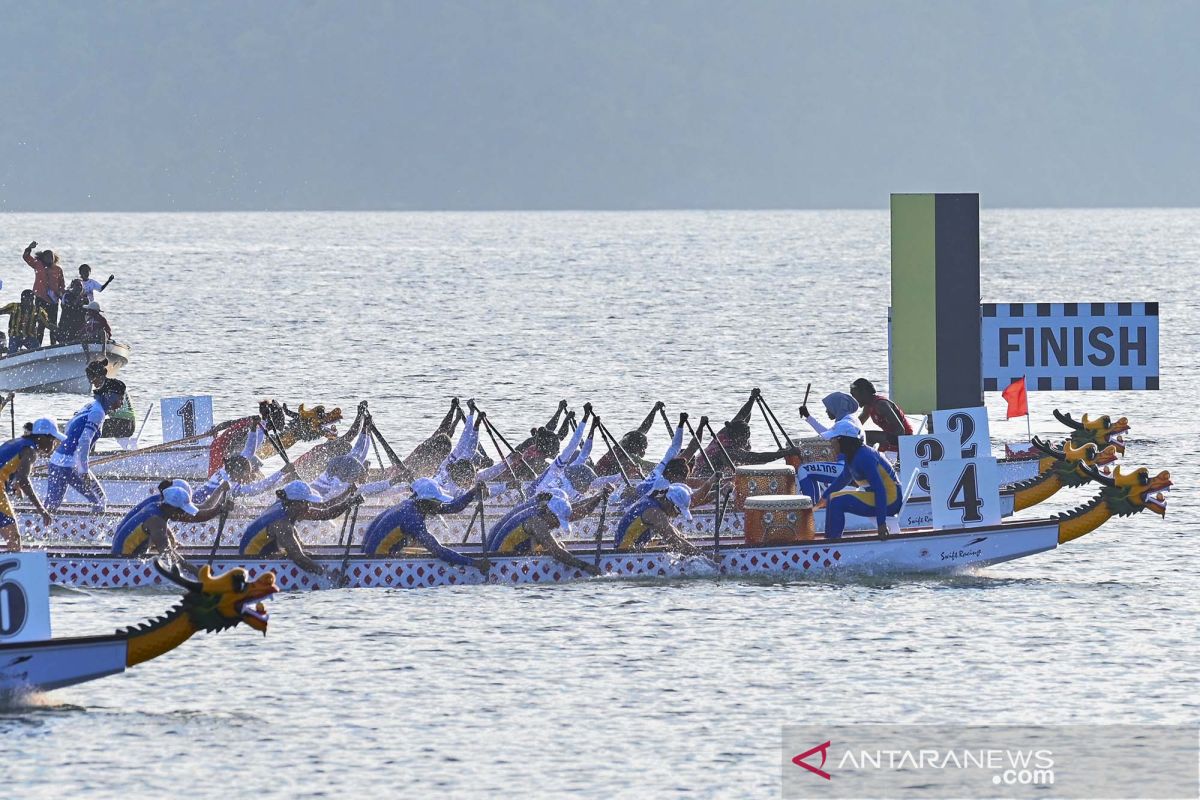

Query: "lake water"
<box><xmin>0</xmin><ymin>210</ymin><xmax>1195</xmax><ymax>798</ymax></box>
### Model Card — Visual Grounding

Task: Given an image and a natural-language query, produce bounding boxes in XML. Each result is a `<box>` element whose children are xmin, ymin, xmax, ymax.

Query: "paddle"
<box><xmin>700</xmin><ymin>416</ymin><xmax>736</xmax><ymax>473</ymax></box>
<box><xmin>335</xmin><ymin>496</ymin><xmax>362</xmax><ymax>588</ymax></box>
<box><xmin>206</xmin><ymin>497</ymin><xmax>230</xmax><ymax>567</ymax></box>
<box><xmin>260</xmin><ymin>418</ymin><xmax>292</xmax><ymax>469</ymax></box>
<box><xmin>754</xmin><ymin>388</ymin><xmax>785</xmax><ymax>449</ymax></box>
<box><xmin>472</xmin><ymin>406</ymin><xmax>528</xmax><ymax>499</ymax></box>
<box><xmin>7</xmin><ymin>392</ymin><xmax>13</xmax><ymax>439</ymax></box>
<box><xmin>474</xmin><ymin>402</ymin><xmax>539</xmax><ymax>481</ymax></box>
<box><xmin>683</xmin><ymin>415</ymin><xmax>716</xmax><ymax>475</ymax></box>
<box><xmin>592</xmin><ymin>491</ymin><xmax>611</xmax><ymax>568</ymax></box>
<box><xmin>656</xmin><ymin>402</ymin><xmax>674</xmax><ymax>438</ymax></box>
<box><xmin>476</xmin><ymin>488</ymin><xmax>490</xmax><ymax>577</ymax></box>
<box><xmin>595</xmin><ymin>416</ymin><xmax>646</xmax><ymax>480</ymax></box>
<box><xmin>593</xmin><ymin>416</ymin><xmax>633</xmax><ymax>487</ymax></box>
<box><xmin>757</xmin><ymin>392</ymin><xmax>796</xmax><ymax>449</ymax></box>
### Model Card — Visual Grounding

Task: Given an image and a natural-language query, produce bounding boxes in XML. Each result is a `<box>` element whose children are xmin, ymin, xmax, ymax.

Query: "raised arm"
<box><xmin>436</xmin><ymin>398</ymin><xmax>460</xmax><ymax>436</ymax></box>
<box><xmin>544</xmin><ymin>399</ymin><xmax>568</xmax><ymax>432</ymax></box>
<box><xmin>731</xmin><ymin>390</ymin><xmax>758</xmax><ymax>425</ymax></box>
<box><xmin>23</xmin><ymin>241</ymin><xmax>38</xmax><ymax>269</ymax></box>
<box><xmin>635</xmin><ymin>401</ymin><xmax>664</xmax><ymax>436</ymax></box>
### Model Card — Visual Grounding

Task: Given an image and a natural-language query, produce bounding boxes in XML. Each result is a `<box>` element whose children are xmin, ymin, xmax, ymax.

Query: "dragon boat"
<box><xmin>0</xmin><ymin>556</ymin><xmax>275</xmax><ymax>696</ymax></box>
<box><xmin>33</xmin><ymin>464</ymin><xmax>1170</xmax><ymax>591</ymax></box>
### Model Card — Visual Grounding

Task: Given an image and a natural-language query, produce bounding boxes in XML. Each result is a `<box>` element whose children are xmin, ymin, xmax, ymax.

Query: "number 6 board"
<box><xmin>927</xmin><ymin>457</ymin><xmax>1002</xmax><ymax>529</ymax></box>
<box><xmin>0</xmin><ymin>552</ymin><xmax>51</xmax><ymax>643</ymax></box>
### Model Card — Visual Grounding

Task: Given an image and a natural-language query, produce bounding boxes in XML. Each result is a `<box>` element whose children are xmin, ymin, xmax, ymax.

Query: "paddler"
<box><xmin>109</xmin><ymin>481</ymin><xmax>230</xmax><ymax>571</ymax></box>
<box><xmin>358</xmin><ymin>478</ymin><xmax>490</xmax><ymax>570</ymax></box>
<box><xmin>401</xmin><ymin>398</ymin><xmax>464</xmax><ymax>478</ymax></box>
<box><xmin>594</xmin><ymin>402</ymin><xmax>664</xmax><ymax>478</ymax></box>
<box><xmin>816</xmin><ymin>434</ymin><xmax>903</xmax><ymax>539</ymax></box>
<box><xmin>486</xmin><ymin>487</ymin><xmax>607</xmax><ymax>576</ymax></box>
<box><xmin>850</xmin><ymin>378</ymin><xmax>913</xmax><ymax>453</ymax></box>
<box><xmin>613</xmin><ymin>483</ymin><xmax>706</xmax><ymax>557</ymax></box>
<box><xmin>238</xmin><ymin>480</ymin><xmax>361</xmax><ymax>577</ymax></box>
<box><xmin>45</xmin><ymin>378</ymin><xmax>127</xmax><ymax>513</ymax></box>
<box><xmin>0</xmin><ymin>418</ymin><xmax>66</xmax><ymax>552</ymax></box>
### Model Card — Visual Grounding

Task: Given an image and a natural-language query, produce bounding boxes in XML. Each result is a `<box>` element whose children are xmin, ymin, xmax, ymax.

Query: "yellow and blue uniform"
<box><xmin>614</xmin><ymin>495</ymin><xmax>663</xmax><ymax>551</ymax></box>
<box><xmin>110</xmin><ymin>498</ymin><xmax>169</xmax><ymax>556</ymax></box>
<box><xmin>822</xmin><ymin>446</ymin><xmax>902</xmax><ymax>539</ymax></box>
<box><xmin>359</xmin><ymin>488</ymin><xmax>479</xmax><ymax>564</ymax></box>
<box><xmin>0</xmin><ymin>438</ymin><xmax>36</xmax><ymax>527</ymax></box>
<box><xmin>240</xmin><ymin>503</ymin><xmax>289</xmax><ymax>556</ymax></box>
<box><xmin>486</xmin><ymin>503</ymin><xmax>545</xmax><ymax>554</ymax></box>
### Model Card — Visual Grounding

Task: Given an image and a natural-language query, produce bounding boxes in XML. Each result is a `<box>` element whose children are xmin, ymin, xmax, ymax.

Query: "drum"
<box><xmin>733</xmin><ymin>465</ymin><xmax>796</xmax><ymax>511</ymax></box>
<box><xmin>784</xmin><ymin>436</ymin><xmax>838</xmax><ymax>468</ymax></box>
<box><xmin>743</xmin><ymin>495</ymin><xmax>816</xmax><ymax>545</ymax></box>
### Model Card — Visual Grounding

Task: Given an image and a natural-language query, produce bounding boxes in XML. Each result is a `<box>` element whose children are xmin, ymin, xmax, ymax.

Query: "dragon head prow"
<box><xmin>155</xmin><ymin>561</ymin><xmax>278</xmax><ymax>635</ymax></box>
<box><xmin>1063</xmin><ymin>441</ymin><xmax>1119</xmax><ymax>467</ymax></box>
<box><xmin>1080</xmin><ymin>464</ymin><xmax>1172</xmax><ymax>518</ymax></box>
<box><xmin>1055</xmin><ymin>409</ymin><xmax>1131</xmax><ymax>454</ymax></box>
<box><xmin>287</xmin><ymin>403</ymin><xmax>344</xmax><ymax>441</ymax></box>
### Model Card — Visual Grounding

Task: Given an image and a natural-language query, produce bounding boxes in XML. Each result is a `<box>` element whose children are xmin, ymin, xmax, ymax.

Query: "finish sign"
<box><xmin>981</xmin><ymin>302</ymin><xmax>1159</xmax><ymax>391</ymax></box>
<box><xmin>161</xmin><ymin>395</ymin><xmax>214</xmax><ymax>442</ymax></box>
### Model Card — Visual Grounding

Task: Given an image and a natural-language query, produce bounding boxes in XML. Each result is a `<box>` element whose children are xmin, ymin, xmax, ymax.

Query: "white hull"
<box><xmin>40</xmin><ymin>518</ymin><xmax>1064</xmax><ymax>591</ymax></box>
<box><xmin>0</xmin><ymin>636</ymin><xmax>127</xmax><ymax>695</ymax></box>
<box><xmin>0</xmin><ymin>341</ymin><xmax>130</xmax><ymax>394</ymax></box>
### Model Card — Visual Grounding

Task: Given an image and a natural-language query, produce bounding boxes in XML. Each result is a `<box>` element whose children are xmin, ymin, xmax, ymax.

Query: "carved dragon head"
<box><xmin>1081</xmin><ymin>464</ymin><xmax>1172</xmax><ymax>518</ymax></box>
<box><xmin>1029</xmin><ymin>436</ymin><xmax>1121</xmax><ymax>488</ymax></box>
<box><xmin>156</xmin><ymin>561</ymin><xmax>278</xmax><ymax>634</ymax></box>
<box><xmin>283</xmin><ymin>403</ymin><xmax>343</xmax><ymax>441</ymax></box>
<box><xmin>1053</xmin><ymin>410</ymin><xmax>1131</xmax><ymax>454</ymax></box>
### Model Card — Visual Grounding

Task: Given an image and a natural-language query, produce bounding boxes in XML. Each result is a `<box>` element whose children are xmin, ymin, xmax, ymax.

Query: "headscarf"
<box><xmin>822</xmin><ymin>391</ymin><xmax>859</xmax><ymax>420</ymax></box>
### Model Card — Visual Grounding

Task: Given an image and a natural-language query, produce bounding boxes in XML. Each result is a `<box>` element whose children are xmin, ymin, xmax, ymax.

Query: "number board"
<box><xmin>927</xmin><ymin>457</ymin><xmax>1002</xmax><ymax>530</ymax></box>
<box><xmin>161</xmin><ymin>395</ymin><xmax>214</xmax><ymax>442</ymax></box>
<box><xmin>0</xmin><ymin>552</ymin><xmax>51</xmax><ymax>643</ymax></box>
<box><xmin>898</xmin><ymin>433</ymin><xmax>958</xmax><ymax>499</ymax></box>
<box><xmin>931</xmin><ymin>406</ymin><xmax>990</xmax><ymax>459</ymax></box>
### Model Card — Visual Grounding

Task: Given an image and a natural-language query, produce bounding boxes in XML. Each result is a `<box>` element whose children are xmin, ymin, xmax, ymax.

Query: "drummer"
<box><xmin>817</xmin><ymin>434</ymin><xmax>902</xmax><ymax>539</ymax></box>
<box><xmin>794</xmin><ymin>415</ymin><xmax>864</xmax><ymax>502</ymax></box>
<box><xmin>110</xmin><ymin>481</ymin><xmax>230</xmax><ymax>571</ymax></box>
<box><xmin>613</xmin><ymin>483</ymin><xmax>705</xmax><ymax>557</ymax></box>
<box><xmin>0</xmin><ymin>418</ymin><xmax>65</xmax><ymax>552</ymax></box>
<box><xmin>238</xmin><ymin>480</ymin><xmax>361</xmax><ymax>577</ymax></box>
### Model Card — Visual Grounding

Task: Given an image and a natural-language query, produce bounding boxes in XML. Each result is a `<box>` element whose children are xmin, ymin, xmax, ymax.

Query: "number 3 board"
<box><xmin>927</xmin><ymin>457</ymin><xmax>1002</xmax><ymax>529</ymax></box>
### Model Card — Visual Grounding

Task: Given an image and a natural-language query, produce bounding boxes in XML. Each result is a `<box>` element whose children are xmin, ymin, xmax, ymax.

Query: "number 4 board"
<box><xmin>927</xmin><ymin>457</ymin><xmax>1002</xmax><ymax>530</ymax></box>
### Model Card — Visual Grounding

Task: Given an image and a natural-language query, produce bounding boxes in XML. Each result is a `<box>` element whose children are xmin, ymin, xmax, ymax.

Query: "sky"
<box><xmin>0</xmin><ymin>0</ymin><xmax>1196</xmax><ymax>211</ymax></box>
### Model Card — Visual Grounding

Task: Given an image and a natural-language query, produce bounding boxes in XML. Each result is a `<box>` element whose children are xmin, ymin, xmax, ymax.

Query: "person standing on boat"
<box><xmin>849</xmin><ymin>378</ymin><xmax>913</xmax><ymax>453</ymax></box>
<box><xmin>0</xmin><ymin>418</ymin><xmax>66</xmax><ymax>552</ymax></box>
<box><xmin>81</xmin><ymin>302</ymin><xmax>112</xmax><ymax>343</ymax></box>
<box><xmin>22</xmin><ymin>241</ymin><xmax>65</xmax><ymax>345</ymax></box>
<box><xmin>78</xmin><ymin>264</ymin><xmax>114</xmax><ymax>304</ymax></box>
<box><xmin>238</xmin><ymin>480</ymin><xmax>360</xmax><ymax>577</ymax></box>
<box><xmin>358</xmin><ymin>478</ymin><xmax>491</xmax><ymax>571</ymax></box>
<box><xmin>57</xmin><ymin>279</ymin><xmax>87</xmax><ymax>343</ymax></box>
<box><xmin>612</xmin><ymin>483</ymin><xmax>706</xmax><ymax>557</ymax></box>
<box><xmin>816</xmin><ymin>435</ymin><xmax>902</xmax><ymax>539</ymax></box>
<box><xmin>45</xmin><ymin>378</ymin><xmax>127</xmax><ymax>513</ymax></box>
<box><xmin>486</xmin><ymin>488</ymin><xmax>603</xmax><ymax>576</ymax></box>
<box><xmin>110</xmin><ymin>481</ymin><xmax>230</xmax><ymax>572</ymax></box>
<box><xmin>0</xmin><ymin>290</ymin><xmax>56</xmax><ymax>353</ymax></box>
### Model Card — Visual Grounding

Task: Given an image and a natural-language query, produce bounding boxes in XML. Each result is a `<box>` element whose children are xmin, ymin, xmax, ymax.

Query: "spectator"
<box><xmin>58</xmin><ymin>279</ymin><xmax>87</xmax><ymax>343</ymax></box>
<box><xmin>0</xmin><ymin>290</ymin><xmax>56</xmax><ymax>354</ymax></box>
<box><xmin>22</xmin><ymin>241</ymin><xmax>65</xmax><ymax>344</ymax></box>
<box><xmin>81</xmin><ymin>301</ymin><xmax>112</xmax><ymax>343</ymax></box>
<box><xmin>78</xmin><ymin>263</ymin><xmax>114</xmax><ymax>304</ymax></box>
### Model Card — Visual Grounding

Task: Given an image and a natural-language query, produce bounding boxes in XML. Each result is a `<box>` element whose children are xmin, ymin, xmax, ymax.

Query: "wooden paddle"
<box><xmin>335</xmin><ymin>498</ymin><xmax>362</xmax><ymax>588</ymax></box>
<box><xmin>592</xmin><ymin>492</ymin><xmax>610</xmax><ymax>567</ymax></box>
<box><xmin>207</xmin><ymin>500</ymin><xmax>230</xmax><ymax>567</ymax></box>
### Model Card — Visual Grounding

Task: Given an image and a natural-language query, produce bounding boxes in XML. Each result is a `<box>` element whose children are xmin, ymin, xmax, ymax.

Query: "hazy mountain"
<box><xmin>1</xmin><ymin>0</ymin><xmax>1196</xmax><ymax>210</ymax></box>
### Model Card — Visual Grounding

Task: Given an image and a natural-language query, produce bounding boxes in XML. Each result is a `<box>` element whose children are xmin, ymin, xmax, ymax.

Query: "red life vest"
<box><xmin>864</xmin><ymin>394</ymin><xmax>913</xmax><ymax>439</ymax></box>
<box><xmin>208</xmin><ymin>416</ymin><xmax>258</xmax><ymax>475</ymax></box>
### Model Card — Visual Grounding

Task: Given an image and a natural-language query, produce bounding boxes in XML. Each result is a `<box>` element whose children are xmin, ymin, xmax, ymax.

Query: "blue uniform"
<box><xmin>822</xmin><ymin>446</ymin><xmax>902</xmax><ymax>539</ymax></box>
<box><xmin>613</xmin><ymin>495</ymin><xmax>663</xmax><ymax>550</ymax></box>
<box><xmin>46</xmin><ymin>402</ymin><xmax>107</xmax><ymax>511</ymax></box>
<box><xmin>0</xmin><ymin>438</ymin><xmax>37</xmax><ymax>527</ymax></box>
<box><xmin>359</xmin><ymin>488</ymin><xmax>479</xmax><ymax>565</ymax></box>
<box><xmin>111</xmin><ymin>499</ymin><xmax>169</xmax><ymax>556</ymax></box>
<box><xmin>796</xmin><ymin>458</ymin><xmax>844</xmax><ymax>503</ymax></box>
<box><xmin>486</xmin><ymin>504</ymin><xmax>545</xmax><ymax>554</ymax></box>
<box><xmin>240</xmin><ymin>503</ymin><xmax>289</xmax><ymax>556</ymax></box>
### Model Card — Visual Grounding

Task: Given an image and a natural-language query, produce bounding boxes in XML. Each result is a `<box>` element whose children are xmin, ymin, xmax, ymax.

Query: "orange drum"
<box><xmin>733</xmin><ymin>465</ymin><xmax>796</xmax><ymax>511</ymax></box>
<box><xmin>743</xmin><ymin>495</ymin><xmax>815</xmax><ymax>545</ymax></box>
<box><xmin>784</xmin><ymin>436</ymin><xmax>837</xmax><ymax>469</ymax></box>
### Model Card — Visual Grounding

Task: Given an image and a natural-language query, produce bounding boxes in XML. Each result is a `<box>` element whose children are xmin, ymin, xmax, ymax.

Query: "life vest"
<box><xmin>111</xmin><ymin>499</ymin><xmax>168</xmax><ymax>556</ymax></box>
<box><xmin>614</xmin><ymin>495</ymin><xmax>661</xmax><ymax>551</ymax></box>
<box><xmin>240</xmin><ymin>503</ymin><xmax>288</xmax><ymax>556</ymax></box>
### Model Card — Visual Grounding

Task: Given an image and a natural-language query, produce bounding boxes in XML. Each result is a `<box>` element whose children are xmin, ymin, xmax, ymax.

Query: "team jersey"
<box><xmin>486</xmin><ymin>504</ymin><xmax>543</xmax><ymax>554</ymax></box>
<box><xmin>239</xmin><ymin>503</ymin><xmax>289</xmax><ymax>555</ymax></box>
<box><xmin>50</xmin><ymin>402</ymin><xmax>105</xmax><ymax>470</ymax></box>
<box><xmin>0</xmin><ymin>438</ymin><xmax>36</xmax><ymax>485</ymax></box>
<box><xmin>359</xmin><ymin>491</ymin><xmax>478</xmax><ymax>565</ymax></box>
<box><xmin>614</xmin><ymin>495</ymin><xmax>662</xmax><ymax>550</ymax></box>
<box><xmin>111</xmin><ymin>499</ymin><xmax>168</xmax><ymax>556</ymax></box>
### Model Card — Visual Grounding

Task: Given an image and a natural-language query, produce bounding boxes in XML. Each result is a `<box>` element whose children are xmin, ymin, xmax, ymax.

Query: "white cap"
<box><xmin>546</xmin><ymin>495</ymin><xmax>573</xmax><ymax>536</ymax></box>
<box><xmin>162</xmin><ymin>485</ymin><xmax>199</xmax><ymax>515</ymax></box>
<box><xmin>411</xmin><ymin>477</ymin><xmax>454</xmax><ymax>503</ymax></box>
<box><xmin>643</xmin><ymin>475</ymin><xmax>670</xmax><ymax>493</ymax></box>
<box><xmin>281</xmin><ymin>480</ymin><xmax>322</xmax><ymax>503</ymax></box>
<box><xmin>665</xmin><ymin>483</ymin><xmax>694</xmax><ymax>521</ymax></box>
<box><xmin>86</xmin><ymin>301</ymin><xmax>101</xmax><ymax>311</ymax></box>
<box><xmin>31</xmin><ymin>417</ymin><xmax>65</xmax><ymax>441</ymax></box>
<box><xmin>819</xmin><ymin>417</ymin><xmax>865</xmax><ymax>441</ymax></box>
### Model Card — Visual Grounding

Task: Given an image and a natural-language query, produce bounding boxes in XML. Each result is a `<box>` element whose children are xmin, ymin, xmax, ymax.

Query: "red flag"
<box><xmin>1001</xmin><ymin>377</ymin><xmax>1028</xmax><ymax>419</ymax></box>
